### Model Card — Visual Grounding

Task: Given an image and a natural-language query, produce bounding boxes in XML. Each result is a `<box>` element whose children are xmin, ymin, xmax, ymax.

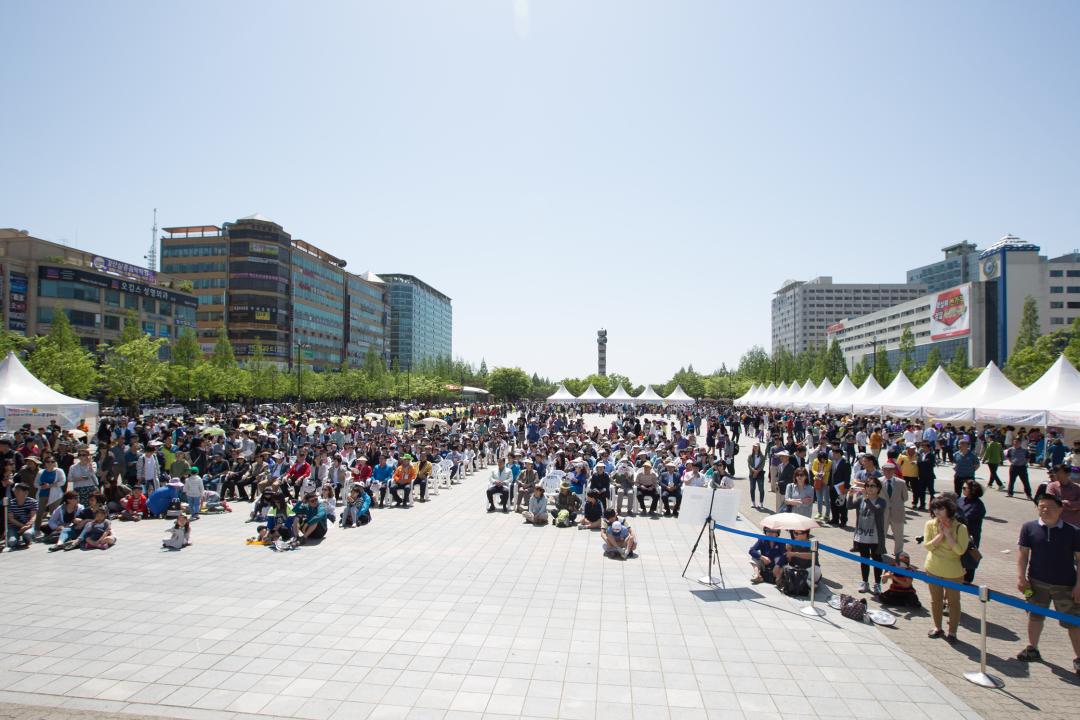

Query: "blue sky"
<box><xmin>2</xmin><ymin>1</ymin><xmax>1079</xmax><ymax>384</ymax></box>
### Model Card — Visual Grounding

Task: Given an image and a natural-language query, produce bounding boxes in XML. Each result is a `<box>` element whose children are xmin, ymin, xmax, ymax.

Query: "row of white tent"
<box><xmin>734</xmin><ymin>355</ymin><xmax>1080</xmax><ymax>427</ymax></box>
<box><xmin>547</xmin><ymin>383</ymin><xmax>695</xmax><ymax>404</ymax></box>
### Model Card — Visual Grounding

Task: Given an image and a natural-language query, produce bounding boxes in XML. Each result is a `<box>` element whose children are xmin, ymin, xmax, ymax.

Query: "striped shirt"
<box><xmin>9</xmin><ymin>497</ymin><xmax>38</xmax><ymax>524</ymax></box>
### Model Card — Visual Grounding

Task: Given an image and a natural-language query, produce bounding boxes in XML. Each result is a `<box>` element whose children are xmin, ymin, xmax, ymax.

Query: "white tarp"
<box><xmin>976</xmin><ymin>355</ymin><xmax>1080</xmax><ymax>426</ymax></box>
<box><xmin>736</xmin><ymin>384</ymin><xmax>758</xmax><ymax>404</ymax></box>
<box><xmin>0</xmin><ymin>351</ymin><xmax>99</xmax><ymax>432</ymax></box>
<box><xmin>753</xmin><ymin>383</ymin><xmax>776</xmax><ymax>406</ymax></box>
<box><xmin>1049</xmin><ymin>400</ymin><xmax>1080</xmax><ymax>428</ymax></box>
<box><xmin>805</xmin><ymin>378</ymin><xmax>835</xmax><ymax>411</ymax></box>
<box><xmin>814</xmin><ymin>376</ymin><xmax>856</xmax><ymax>412</ymax></box>
<box><xmin>882</xmin><ymin>367</ymin><xmax>962</xmax><ymax>418</ymax></box>
<box><xmin>845</xmin><ymin>375</ymin><xmax>885</xmax><ymax>415</ymax></box>
<box><xmin>546</xmin><ymin>384</ymin><xmax>577</xmax><ymax>403</ymax></box>
<box><xmin>764</xmin><ymin>382</ymin><xmax>789</xmax><ymax>408</ymax></box>
<box><xmin>606</xmin><ymin>384</ymin><xmax>634</xmax><ymax>404</ymax></box>
<box><xmin>924</xmin><ymin>362</ymin><xmax>1019</xmax><ymax>422</ymax></box>
<box><xmin>863</xmin><ymin>371</ymin><xmax>917</xmax><ymax>416</ymax></box>
<box><xmin>771</xmin><ymin>380</ymin><xmax>800</xmax><ymax>409</ymax></box>
<box><xmin>577</xmin><ymin>384</ymin><xmax>607</xmax><ymax>403</ymax></box>
<box><xmin>635</xmin><ymin>385</ymin><xmax>664</xmax><ymax>403</ymax></box>
<box><xmin>665</xmin><ymin>384</ymin><xmax>695</xmax><ymax>404</ymax></box>
<box><xmin>790</xmin><ymin>380</ymin><xmax>817</xmax><ymax>410</ymax></box>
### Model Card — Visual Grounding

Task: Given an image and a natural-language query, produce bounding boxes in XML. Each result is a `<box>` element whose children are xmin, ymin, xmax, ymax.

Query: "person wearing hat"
<box><xmin>487</xmin><ymin>457</ymin><xmax>512</xmax><ymax>513</ymax></box>
<box><xmin>774</xmin><ymin>450</ymin><xmax>796</xmax><ymax>512</ymax></box>
<box><xmin>635</xmin><ymin>461</ymin><xmax>660</xmax><ymax>515</ymax></box>
<box><xmin>601</xmin><ymin>508</ymin><xmax>637</xmax><ymax>559</ymax></box>
<box><xmin>514</xmin><ymin>458</ymin><xmax>539</xmax><ymax>512</ymax></box>
<box><xmin>881</xmin><ymin>461</ymin><xmax>909</xmax><ymax>556</ymax></box>
<box><xmin>550</xmin><ymin>480</ymin><xmax>581</xmax><ymax>524</ymax></box>
<box><xmin>390</xmin><ymin>454</ymin><xmax>418</xmax><ymax>506</ymax></box>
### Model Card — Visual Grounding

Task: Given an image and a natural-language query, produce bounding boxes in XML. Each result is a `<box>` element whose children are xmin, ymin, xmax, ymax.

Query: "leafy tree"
<box><xmin>478</xmin><ymin>359</ymin><xmax>488</xmax><ymax>378</ymax></box>
<box><xmin>488</xmin><ymin>367</ymin><xmax>532</xmax><ymax>400</ymax></box>
<box><xmin>1013</xmin><ymin>295</ymin><xmax>1041</xmax><ymax>354</ymax></box>
<box><xmin>911</xmin><ymin>346</ymin><xmax>942</xmax><ymax>386</ymax></box>
<box><xmin>26</xmin><ymin>310</ymin><xmax>99</xmax><ymax>398</ymax></box>
<box><xmin>171</xmin><ymin>328</ymin><xmax>201</xmax><ymax>368</ymax></box>
<box><xmin>210</xmin><ymin>324</ymin><xmax>237</xmax><ymax>369</ymax></box>
<box><xmin>0</xmin><ymin>329</ymin><xmax>28</xmax><ymax>358</ymax></box>
<box><xmin>898</xmin><ymin>326</ymin><xmax>917</xmax><ymax>379</ymax></box>
<box><xmin>872</xmin><ymin>344</ymin><xmax>893</xmax><ymax>386</ymax></box>
<box><xmin>851</xmin><ymin>357</ymin><xmax>869</xmax><ymax>387</ymax></box>
<box><xmin>119</xmin><ymin>311</ymin><xmax>142</xmax><ymax>344</ymax></box>
<box><xmin>1066</xmin><ymin>317</ymin><xmax>1080</xmax><ymax>370</ymax></box>
<box><xmin>100</xmin><ymin>335</ymin><xmax>167</xmax><ymax>411</ymax></box>
<box><xmin>737</xmin><ymin>346</ymin><xmax>771</xmax><ymax>383</ymax></box>
<box><xmin>824</xmin><ymin>340</ymin><xmax>847</xmax><ymax>385</ymax></box>
<box><xmin>945</xmin><ymin>345</ymin><xmax>978</xmax><ymax>386</ymax></box>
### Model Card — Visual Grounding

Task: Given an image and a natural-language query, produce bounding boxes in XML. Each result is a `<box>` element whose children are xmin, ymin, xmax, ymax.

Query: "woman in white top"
<box><xmin>784</xmin><ymin>468</ymin><xmax>815</xmax><ymax>518</ymax></box>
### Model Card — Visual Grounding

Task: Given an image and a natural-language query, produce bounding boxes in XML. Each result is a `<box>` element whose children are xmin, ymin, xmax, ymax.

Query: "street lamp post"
<box><xmin>296</xmin><ymin>341</ymin><xmax>309</xmax><ymax>411</ymax></box>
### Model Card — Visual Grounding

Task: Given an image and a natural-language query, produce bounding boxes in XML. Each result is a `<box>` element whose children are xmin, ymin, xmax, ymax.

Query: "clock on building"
<box><xmin>982</xmin><ymin>258</ymin><xmax>998</xmax><ymax>279</ymax></box>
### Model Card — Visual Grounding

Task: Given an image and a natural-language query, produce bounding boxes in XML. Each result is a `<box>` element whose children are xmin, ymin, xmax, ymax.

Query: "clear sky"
<box><xmin>2</xmin><ymin>1</ymin><xmax>1079</xmax><ymax>384</ymax></box>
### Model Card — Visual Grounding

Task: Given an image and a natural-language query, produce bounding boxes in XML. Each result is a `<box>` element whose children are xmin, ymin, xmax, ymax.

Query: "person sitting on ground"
<box><xmin>778</xmin><ymin>528</ymin><xmax>821</xmax><ymax>591</ymax></box>
<box><xmin>487</xmin><ymin>457</ymin><xmax>512</xmax><ymax>512</ymax></box>
<box><xmin>601</xmin><ymin>508</ymin><xmax>637</xmax><ymax>559</ymax></box>
<box><xmin>253</xmin><ymin>493</ymin><xmax>295</xmax><ymax>543</ymax></box>
<box><xmin>879</xmin><ymin>552</ymin><xmax>922</xmax><ymax>607</ymax></box>
<box><xmin>293</xmin><ymin>491</ymin><xmax>328</xmax><ymax>544</ymax></box>
<box><xmin>341</xmin><ymin>485</ymin><xmax>372</xmax><ymax>527</ymax></box>
<box><xmin>515</xmin><ymin>458</ymin><xmax>539</xmax><ymax>512</ymax></box>
<box><xmin>118</xmin><ymin>485</ymin><xmax>148</xmax><ymax>521</ymax></box>
<box><xmin>162</xmin><ymin>514</ymin><xmax>191</xmax><ymax>550</ymax></box>
<box><xmin>77</xmin><ymin>506</ymin><xmax>115</xmax><ymax>550</ymax></box>
<box><xmin>523</xmin><ymin>486</ymin><xmax>549</xmax><ymax>526</ymax></box>
<box><xmin>45</xmin><ymin>491</ymin><xmax>83</xmax><ymax>548</ymax></box>
<box><xmin>635</xmin><ymin>461</ymin><xmax>661</xmax><ymax>515</ymax></box>
<box><xmin>748</xmin><ymin>526</ymin><xmax>787</xmax><ymax>584</ymax></box>
<box><xmin>5</xmin><ymin>482</ymin><xmax>37</xmax><ymax>549</ymax></box>
<box><xmin>579</xmin><ymin>491</ymin><xmax>604</xmax><ymax>529</ymax></box>
<box><xmin>319</xmin><ymin>483</ymin><xmax>338</xmax><ymax>524</ymax></box>
<box><xmin>551</xmin><ymin>481</ymin><xmax>582</xmax><ymax>526</ymax></box>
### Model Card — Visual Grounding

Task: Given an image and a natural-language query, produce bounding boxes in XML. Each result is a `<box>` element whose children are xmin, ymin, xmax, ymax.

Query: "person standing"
<box><xmin>880</xmin><ymin>462</ymin><xmax>909</xmax><ymax>556</ymax></box>
<box><xmin>1006</xmin><ymin>438</ymin><xmax>1033</xmax><ymax>499</ymax></box>
<box><xmin>829</xmin><ymin>446</ymin><xmax>851</xmax><ymax>528</ymax></box>
<box><xmin>951</xmin><ymin>438</ymin><xmax>980</xmax><ymax>496</ymax></box>
<box><xmin>852</xmin><ymin>477</ymin><xmax>887</xmax><ymax>594</ymax></box>
<box><xmin>923</xmin><ymin>496</ymin><xmax>969</xmax><ymax>643</ymax></box>
<box><xmin>784</xmin><ymin>468</ymin><xmax>814</xmax><ymax>518</ymax></box>
<box><xmin>775</xmin><ymin>450</ymin><xmax>795</xmax><ymax>512</ymax></box>
<box><xmin>746</xmin><ymin>444</ymin><xmax>766</xmax><ymax>510</ymax></box>
<box><xmin>915</xmin><ymin>440</ymin><xmax>937</xmax><ymax>511</ymax></box>
<box><xmin>1045</xmin><ymin>464</ymin><xmax>1080</xmax><ymax>527</ymax></box>
<box><xmin>1015</xmin><ymin>492</ymin><xmax>1080</xmax><ymax>675</ymax></box>
<box><xmin>982</xmin><ymin>433</ymin><xmax>1005</xmax><ymax>491</ymax></box>
<box><xmin>898</xmin><ymin>445</ymin><xmax>921</xmax><ymax>510</ymax></box>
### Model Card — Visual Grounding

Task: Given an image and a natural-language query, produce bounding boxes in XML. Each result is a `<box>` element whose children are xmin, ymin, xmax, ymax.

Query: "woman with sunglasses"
<box><xmin>68</xmin><ymin>447</ymin><xmax>99</xmax><ymax>508</ymax></box>
<box><xmin>852</xmin><ymin>477</ymin><xmax>888</xmax><ymax>594</ymax></box>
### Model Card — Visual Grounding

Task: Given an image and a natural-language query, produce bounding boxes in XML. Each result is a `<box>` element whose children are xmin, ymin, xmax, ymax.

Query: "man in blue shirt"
<box><xmin>951</xmin><ymin>438</ymin><xmax>980</xmax><ymax>495</ymax></box>
<box><xmin>293</xmin><ymin>492</ymin><xmax>328</xmax><ymax>543</ymax></box>
<box><xmin>370</xmin><ymin>457</ymin><xmax>394</xmax><ymax>508</ymax></box>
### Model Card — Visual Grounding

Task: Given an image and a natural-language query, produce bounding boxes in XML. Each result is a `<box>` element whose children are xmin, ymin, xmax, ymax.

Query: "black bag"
<box><xmin>961</xmin><ymin>544</ymin><xmax>982</xmax><ymax>571</ymax></box>
<box><xmin>779</xmin><ymin>566</ymin><xmax>810</xmax><ymax>597</ymax></box>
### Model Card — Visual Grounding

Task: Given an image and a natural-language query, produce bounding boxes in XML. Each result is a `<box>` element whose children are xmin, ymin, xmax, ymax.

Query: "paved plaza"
<box><xmin>0</xmin><ymin>437</ymin><xmax>981</xmax><ymax>720</ymax></box>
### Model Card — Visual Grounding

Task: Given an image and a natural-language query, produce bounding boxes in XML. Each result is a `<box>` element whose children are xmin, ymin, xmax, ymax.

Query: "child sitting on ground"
<box><xmin>879</xmin><ymin>552</ymin><xmax>922</xmax><ymax>607</ymax></box>
<box><xmin>319</xmin><ymin>484</ymin><xmax>337</xmax><ymax>524</ymax></box>
<box><xmin>78</xmin><ymin>507</ymin><xmax>116</xmax><ymax>550</ymax></box>
<box><xmin>340</xmin><ymin>486</ymin><xmax>372</xmax><ymax>527</ymax></box>
<box><xmin>119</xmin><ymin>486</ymin><xmax>148</xmax><ymax>521</ymax></box>
<box><xmin>163</xmin><ymin>514</ymin><xmax>191</xmax><ymax>550</ymax></box>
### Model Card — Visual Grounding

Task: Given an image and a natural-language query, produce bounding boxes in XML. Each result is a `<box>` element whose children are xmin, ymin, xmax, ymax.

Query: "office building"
<box><xmin>977</xmin><ymin>234</ymin><xmax>1051</xmax><ymax>363</ymax></box>
<box><xmin>379</xmin><ymin>274</ymin><xmax>452</xmax><ymax>370</ymax></box>
<box><xmin>771</xmin><ymin>277</ymin><xmax>926</xmax><ymax>357</ymax></box>
<box><xmin>0</xmin><ymin>228</ymin><xmax>197</xmax><ymax>356</ymax></box>
<box><xmin>827</xmin><ymin>282</ymin><xmax>993</xmax><ymax>370</ymax></box>
<box><xmin>906</xmin><ymin>241</ymin><xmax>982</xmax><ymax>293</ymax></box>
<box><xmin>162</xmin><ymin>215</ymin><xmax>390</xmax><ymax>371</ymax></box>
<box><xmin>1047</xmin><ymin>251</ymin><xmax>1080</xmax><ymax>329</ymax></box>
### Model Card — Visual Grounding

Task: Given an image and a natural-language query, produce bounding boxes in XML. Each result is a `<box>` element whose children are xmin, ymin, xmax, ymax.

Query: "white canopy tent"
<box><xmin>546</xmin><ymin>384</ymin><xmax>577</xmax><ymax>403</ymax></box>
<box><xmin>772</xmin><ymin>380</ymin><xmax>800</xmax><ymax>409</ymax></box>
<box><xmin>843</xmin><ymin>376</ymin><xmax>885</xmax><ymax>415</ymax></box>
<box><xmin>0</xmin><ymin>351</ymin><xmax>98</xmax><ymax>432</ymax></box>
<box><xmin>858</xmin><ymin>371</ymin><xmax>917</xmax><ymax>416</ymax></box>
<box><xmin>735</xmin><ymin>384</ymin><xmax>758</xmax><ymax>404</ymax></box>
<box><xmin>805</xmin><ymin>378</ymin><xmax>835</xmax><ymax>411</ymax></box>
<box><xmin>1049</xmin><ymin>401</ymin><xmax>1080</xmax><ymax>428</ymax></box>
<box><xmin>635</xmin><ymin>385</ymin><xmax>664</xmax><ymax>403</ymax></box>
<box><xmin>976</xmin><ymin>355</ymin><xmax>1080</xmax><ymax>426</ymax></box>
<box><xmin>606</xmin><ymin>384</ymin><xmax>634</xmax><ymax>404</ymax></box>
<box><xmin>577</xmin><ymin>384</ymin><xmax>607</xmax><ymax>403</ymax></box>
<box><xmin>818</xmin><ymin>376</ymin><xmax>858</xmax><ymax>413</ymax></box>
<box><xmin>924</xmin><ymin>363</ymin><xmax>1019</xmax><ymax>422</ymax></box>
<box><xmin>764</xmin><ymin>382</ymin><xmax>789</xmax><ymax>408</ymax></box>
<box><xmin>664</xmin><ymin>385</ymin><xmax>695</xmax><ymax>404</ymax></box>
<box><xmin>753</xmin><ymin>383</ymin><xmax>776</xmax><ymax>406</ymax></box>
<box><xmin>882</xmin><ymin>367</ymin><xmax>962</xmax><ymax>418</ymax></box>
<box><xmin>790</xmin><ymin>380</ymin><xmax>817</xmax><ymax>410</ymax></box>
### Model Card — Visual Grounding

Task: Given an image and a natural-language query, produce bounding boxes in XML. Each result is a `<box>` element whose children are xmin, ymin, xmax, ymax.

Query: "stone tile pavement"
<box><xmin>737</xmin><ymin>455</ymin><xmax>1080</xmax><ymax>719</ymax></box>
<box><xmin>0</xmin><ymin>451</ymin><xmax>981</xmax><ymax>720</ymax></box>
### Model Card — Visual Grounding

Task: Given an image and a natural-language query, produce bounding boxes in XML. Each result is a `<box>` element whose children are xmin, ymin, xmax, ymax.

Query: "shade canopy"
<box><xmin>771</xmin><ymin>380</ymin><xmax>801</xmax><ymax>409</ymax></box>
<box><xmin>844</xmin><ymin>375</ymin><xmax>885</xmax><ymax>415</ymax></box>
<box><xmin>546</xmin><ymin>384</ymin><xmax>577</xmax><ymax>403</ymax></box>
<box><xmin>606</xmin><ymin>384</ymin><xmax>634</xmax><ymax>403</ymax></box>
<box><xmin>976</xmin><ymin>355</ymin><xmax>1080</xmax><ymax>425</ymax></box>
<box><xmin>735</xmin><ymin>384</ymin><xmax>758</xmax><ymax>404</ymax></box>
<box><xmin>790</xmin><ymin>380</ymin><xmax>817</xmax><ymax>410</ymax></box>
<box><xmin>0</xmin><ymin>351</ymin><xmax>99</xmax><ymax>431</ymax></box>
<box><xmin>665</xmin><ymin>385</ymin><xmax>695</xmax><ymax>404</ymax></box>
<box><xmin>635</xmin><ymin>385</ymin><xmax>664</xmax><ymax>403</ymax></box>
<box><xmin>805</xmin><ymin>378</ymin><xmax>836</xmax><ymax>411</ymax></box>
<box><xmin>882</xmin><ymin>367</ymin><xmax>962</xmax><ymax>418</ymax></box>
<box><xmin>923</xmin><ymin>362</ymin><xmax>1019</xmax><ymax>422</ymax></box>
<box><xmin>577</xmin><ymin>384</ymin><xmax>606</xmax><ymax>402</ymax></box>
<box><xmin>856</xmin><ymin>371</ymin><xmax>917</xmax><ymax>415</ymax></box>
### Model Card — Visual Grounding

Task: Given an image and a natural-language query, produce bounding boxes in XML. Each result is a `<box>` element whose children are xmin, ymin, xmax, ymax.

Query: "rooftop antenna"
<box><xmin>146</xmin><ymin>208</ymin><xmax>158</xmax><ymax>271</ymax></box>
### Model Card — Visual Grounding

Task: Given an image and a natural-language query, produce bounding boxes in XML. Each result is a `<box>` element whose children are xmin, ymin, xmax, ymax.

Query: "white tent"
<box><xmin>546</xmin><ymin>384</ymin><xmax>577</xmax><ymax>403</ymax></box>
<box><xmin>772</xmin><ymin>380</ymin><xmax>801</xmax><ymax>409</ymax></box>
<box><xmin>1049</xmin><ymin>400</ymin><xmax>1080</xmax><ymax>428</ymax></box>
<box><xmin>790</xmin><ymin>380</ymin><xmax>817</xmax><ymax>410</ymax></box>
<box><xmin>805</xmin><ymin>378</ymin><xmax>835</xmax><ymax>411</ymax></box>
<box><xmin>882</xmin><ymin>367</ymin><xmax>962</xmax><ymax>418</ymax></box>
<box><xmin>845</xmin><ymin>375</ymin><xmax>885</xmax><ymax>415</ymax></box>
<box><xmin>0</xmin><ymin>351</ymin><xmax>98</xmax><ymax>432</ymax></box>
<box><xmin>635</xmin><ymin>385</ymin><xmax>664</xmax><ymax>404</ymax></box>
<box><xmin>818</xmin><ymin>376</ymin><xmax>858</xmax><ymax>413</ymax></box>
<box><xmin>577</xmin><ymin>384</ymin><xmax>606</xmax><ymax>403</ymax></box>
<box><xmin>764</xmin><ymin>382</ymin><xmax>789</xmax><ymax>408</ymax></box>
<box><xmin>924</xmin><ymin>362</ymin><xmax>1019</xmax><ymax>422</ymax></box>
<box><xmin>861</xmin><ymin>371</ymin><xmax>917</xmax><ymax>416</ymax></box>
<box><xmin>735</xmin><ymin>384</ymin><xmax>758</xmax><ymax>404</ymax></box>
<box><xmin>606</xmin><ymin>384</ymin><xmax>634</xmax><ymax>404</ymax></box>
<box><xmin>752</xmin><ymin>383</ymin><xmax>776</xmax><ymax>406</ymax></box>
<box><xmin>664</xmin><ymin>384</ymin><xmax>695</xmax><ymax>404</ymax></box>
<box><xmin>976</xmin><ymin>355</ymin><xmax>1080</xmax><ymax>426</ymax></box>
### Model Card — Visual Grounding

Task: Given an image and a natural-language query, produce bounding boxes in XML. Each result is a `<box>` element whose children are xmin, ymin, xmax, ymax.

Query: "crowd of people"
<box><xmin>2</xmin><ymin>400</ymin><xmax>1078</xmax><ymax>676</ymax></box>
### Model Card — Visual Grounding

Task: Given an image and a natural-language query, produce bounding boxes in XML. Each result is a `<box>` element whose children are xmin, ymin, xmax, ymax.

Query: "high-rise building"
<box><xmin>977</xmin><ymin>235</ymin><xmax>1051</xmax><ymax>363</ymax></box>
<box><xmin>906</xmin><ymin>241</ymin><xmax>982</xmax><ymax>293</ymax></box>
<box><xmin>771</xmin><ymin>277</ymin><xmax>926</xmax><ymax>357</ymax></box>
<box><xmin>1047</xmin><ymin>250</ymin><xmax>1080</xmax><ymax>330</ymax></box>
<box><xmin>379</xmin><ymin>274</ymin><xmax>452</xmax><ymax>371</ymax></box>
<box><xmin>0</xmin><ymin>228</ymin><xmax>197</xmax><ymax>356</ymax></box>
<box><xmin>162</xmin><ymin>215</ymin><xmax>389</xmax><ymax>371</ymax></box>
<box><xmin>597</xmin><ymin>329</ymin><xmax>607</xmax><ymax>376</ymax></box>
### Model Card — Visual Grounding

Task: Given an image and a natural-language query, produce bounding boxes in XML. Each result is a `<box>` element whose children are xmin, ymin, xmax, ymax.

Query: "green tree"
<box><xmin>911</xmin><ymin>346</ymin><xmax>942</xmax><ymax>386</ymax></box>
<box><xmin>1013</xmin><ymin>295</ymin><xmax>1041</xmax><ymax>354</ymax></box>
<box><xmin>0</xmin><ymin>329</ymin><xmax>29</xmax><ymax>358</ymax></box>
<box><xmin>945</xmin><ymin>345</ymin><xmax>978</xmax><ymax>386</ymax></box>
<box><xmin>872</xmin><ymin>344</ymin><xmax>893</xmax><ymax>386</ymax></box>
<box><xmin>898</xmin><ymin>326</ymin><xmax>917</xmax><ymax>379</ymax></box>
<box><xmin>851</xmin><ymin>357</ymin><xmax>870</xmax><ymax>387</ymax></box>
<box><xmin>119</xmin><ymin>311</ymin><xmax>142</xmax><ymax>343</ymax></box>
<box><xmin>488</xmin><ymin>367</ymin><xmax>532</xmax><ymax>400</ymax></box>
<box><xmin>210</xmin><ymin>324</ymin><xmax>237</xmax><ymax>369</ymax></box>
<box><xmin>26</xmin><ymin>310</ymin><xmax>99</xmax><ymax>397</ymax></box>
<box><xmin>824</xmin><ymin>340</ymin><xmax>847</xmax><ymax>385</ymax></box>
<box><xmin>737</xmin><ymin>346</ymin><xmax>771</xmax><ymax>383</ymax></box>
<box><xmin>100</xmin><ymin>335</ymin><xmax>167</xmax><ymax>411</ymax></box>
<box><xmin>1066</xmin><ymin>317</ymin><xmax>1080</xmax><ymax>370</ymax></box>
<box><xmin>171</xmin><ymin>327</ymin><xmax>201</xmax><ymax>368</ymax></box>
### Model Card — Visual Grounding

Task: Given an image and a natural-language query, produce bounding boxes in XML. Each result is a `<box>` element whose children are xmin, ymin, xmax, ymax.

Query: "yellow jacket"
<box><xmin>922</xmin><ymin>518</ymin><xmax>969</xmax><ymax>578</ymax></box>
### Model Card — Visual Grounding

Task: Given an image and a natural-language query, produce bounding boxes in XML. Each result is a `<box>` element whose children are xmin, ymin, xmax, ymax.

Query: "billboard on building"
<box><xmin>8</xmin><ymin>272</ymin><xmax>27</xmax><ymax>332</ymax></box>
<box><xmin>930</xmin><ymin>284</ymin><xmax>971</xmax><ymax>340</ymax></box>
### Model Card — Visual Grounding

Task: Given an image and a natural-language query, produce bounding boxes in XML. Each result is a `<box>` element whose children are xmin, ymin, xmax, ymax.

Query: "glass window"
<box><xmin>1068</xmin><ymin>270</ymin><xmax>1080</xmax><ymax>277</ymax></box>
<box><xmin>158</xmin><ymin>300</ymin><xmax>172</xmax><ymax>316</ymax></box>
<box><xmin>1069</xmin><ymin>287</ymin><xmax>1080</xmax><ymax>294</ymax></box>
<box><xmin>1051</xmin><ymin>301</ymin><xmax>1064</xmax><ymax>309</ymax></box>
<box><xmin>37</xmin><ymin>279</ymin><xmax>100</xmax><ymax>303</ymax></box>
<box><xmin>1050</xmin><ymin>270</ymin><xmax>1063</xmax><ymax>277</ymax></box>
<box><xmin>124</xmin><ymin>293</ymin><xmax>138</xmax><ymax>309</ymax></box>
<box><xmin>1051</xmin><ymin>286</ymin><xmax>1064</xmax><ymax>294</ymax></box>
<box><xmin>143</xmin><ymin>322</ymin><xmax>155</xmax><ymax>335</ymax></box>
<box><xmin>1051</xmin><ymin>317</ymin><xmax>1065</xmax><ymax>325</ymax></box>
<box><xmin>104</xmin><ymin>315</ymin><xmax>121</xmax><ymax>331</ymax></box>
<box><xmin>105</xmin><ymin>289</ymin><xmax>120</xmax><ymax>306</ymax></box>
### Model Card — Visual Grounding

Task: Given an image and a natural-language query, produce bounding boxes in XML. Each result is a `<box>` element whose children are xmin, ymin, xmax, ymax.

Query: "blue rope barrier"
<box><xmin>714</xmin><ymin>522</ymin><xmax>1080</xmax><ymax>627</ymax></box>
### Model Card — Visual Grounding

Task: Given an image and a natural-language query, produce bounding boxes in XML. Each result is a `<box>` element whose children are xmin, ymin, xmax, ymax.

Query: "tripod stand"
<box><xmin>681</xmin><ymin>484</ymin><xmax>725</xmax><ymax>587</ymax></box>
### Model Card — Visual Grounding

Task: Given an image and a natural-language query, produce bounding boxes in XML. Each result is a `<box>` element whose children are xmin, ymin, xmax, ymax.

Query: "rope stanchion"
<box><xmin>800</xmin><ymin>539</ymin><xmax>824</xmax><ymax>617</ymax></box>
<box><xmin>965</xmin><ymin>585</ymin><xmax>1005</xmax><ymax>688</ymax></box>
